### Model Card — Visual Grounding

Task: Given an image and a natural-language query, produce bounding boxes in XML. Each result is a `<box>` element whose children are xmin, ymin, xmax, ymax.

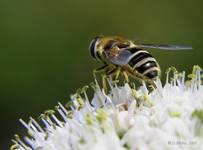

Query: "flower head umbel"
<box><xmin>11</xmin><ymin>66</ymin><xmax>203</xmax><ymax>150</ymax></box>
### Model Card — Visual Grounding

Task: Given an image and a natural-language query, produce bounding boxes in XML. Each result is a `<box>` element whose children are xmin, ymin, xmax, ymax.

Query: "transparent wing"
<box><xmin>104</xmin><ymin>50</ymin><xmax>132</xmax><ymax>66</ymax></box>
<box><xmin>136</xmin><ymin>44</ymin><xmax>192</xmax><ymax>50</ymax></box>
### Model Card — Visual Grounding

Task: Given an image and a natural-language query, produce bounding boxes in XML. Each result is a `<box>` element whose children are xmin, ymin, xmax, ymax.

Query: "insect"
<box><xmin>89</xmin><ymin>35</ymin><xmax>192</xmax><ymax>88</ymax></box>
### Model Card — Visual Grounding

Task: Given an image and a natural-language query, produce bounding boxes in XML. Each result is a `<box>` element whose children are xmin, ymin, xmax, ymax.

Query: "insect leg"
<box><xmin>115</xmin><ymin>68</ymin><xmax>121</xmax><ymax>80</ymax></box>
<box><xmin>131</xmin><ymin>70</ymin><xmax>157</xmax><ymax>88</ymax></box>
<box><xmin>123</xmin><ymin>65</ymin><xmax>157</xmax><ymax>88</ymax></box>
<box><xmin>105</xmin><ymin>67</ymin><xmax>121</xmax><ymax>84</ymax></box>
<box><xmin>93</xmin><ymin>64</ymin><xmax>111</xmax><ymax>78</ymax></box>
<box><xmin>102</xmin><ymin>74</ymin><xmax>108</xmax><ymax>92</ymax></box>
<box><xmin>122</xmin><ymin>71</ymin><xmax>129</xmax><ymax>83</ymax></box>
<box><xmin>93</xmin><ymin>64</ymin><xmax>115</xmax><ymax>91</ymax></box>
<box><xmin>106</xmin><ymin>67</ymin><xmax>118</xmax><ymax>75</ymax></box>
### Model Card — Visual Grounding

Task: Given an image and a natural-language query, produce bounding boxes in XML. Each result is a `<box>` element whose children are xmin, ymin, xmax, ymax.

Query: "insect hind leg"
<box><xmin>131</xmin><ymin>70</ymin><xmax>157</xmax><ymax>88</ymax></box>
<box><xmin>123</xmin><ymin>65</ymin><xmax>157</xmax><ymax>88</ymax></box>
<box><xmin>122</xmin><ymin>71</ymin><xmax>129</xmax><ymax>83</ymax></box>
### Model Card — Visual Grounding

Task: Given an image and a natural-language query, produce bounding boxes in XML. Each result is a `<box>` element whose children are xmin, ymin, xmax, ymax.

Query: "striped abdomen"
<box><xmin>127</xmin><ymin>47</ymin><xmax>160</xmax><ymax>79</ymax></box>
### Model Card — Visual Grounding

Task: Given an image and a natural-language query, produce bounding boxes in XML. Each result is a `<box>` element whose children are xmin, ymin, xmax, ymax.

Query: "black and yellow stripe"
<box><xmin>127</xmin><ymin>47</ymin><xmax>160</xmax><ymax>79</ymax></box>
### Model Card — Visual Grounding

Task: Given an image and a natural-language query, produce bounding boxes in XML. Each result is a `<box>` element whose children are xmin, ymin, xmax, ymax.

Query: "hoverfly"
<box><xmin>89</xmin><ymin>35</ymin><xmax>192</xmax><ymax>87</ymax></box>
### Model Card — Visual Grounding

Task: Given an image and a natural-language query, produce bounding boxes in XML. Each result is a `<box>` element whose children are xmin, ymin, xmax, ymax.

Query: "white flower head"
<box><xmin>11</xmin><ymin>66</ymin><xmax>203</xmax><ymax>150</ymax></box>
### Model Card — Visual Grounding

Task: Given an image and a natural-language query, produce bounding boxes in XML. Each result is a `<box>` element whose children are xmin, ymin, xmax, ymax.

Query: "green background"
<box><xmin>0</xmin><ymin>0</ymin><xmax>202</xmax><ymax>149</ymax></box>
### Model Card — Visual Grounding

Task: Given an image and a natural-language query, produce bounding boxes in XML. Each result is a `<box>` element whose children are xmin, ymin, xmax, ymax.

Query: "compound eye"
<box><xmin>89</xmin><ymin>36</ymin><xmax>100</xmax><ymax>59</ymax></box>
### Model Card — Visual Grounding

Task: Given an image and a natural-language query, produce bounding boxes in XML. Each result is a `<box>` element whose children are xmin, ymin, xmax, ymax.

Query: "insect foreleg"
<box><xmin>93</xmin><ymin>65</ymin><xmax>112</xmax><ymax>78</ymax></box>
<box><xmin>93</xmin><ymin>65</ymin><xmax>115</xmax><ymax>91</ymax></box>
<box><xmin>102</xmin><ymin>74</ymin><xmax>108</xmax><ymax>92</ymax></box>
<box><xmin>105</xmin><ymin>67</ymin><xmax>121</xmax><ymax>84</ymax></box>
<box><xmin>106</xmin><ymin>67</ymin><xmax>118</xmax><ymax>75</ymax></box>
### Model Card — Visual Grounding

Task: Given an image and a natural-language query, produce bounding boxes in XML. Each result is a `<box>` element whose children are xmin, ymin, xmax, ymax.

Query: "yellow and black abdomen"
<box><xmin>127</xmin><ymin>48</ymin><xmax>160</xmax><ymax>79</ymax></box>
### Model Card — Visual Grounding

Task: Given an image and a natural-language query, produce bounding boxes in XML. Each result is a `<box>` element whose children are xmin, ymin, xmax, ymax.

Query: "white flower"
<box><xmin>11</xmin><ymin>66</ymin><xmax>203</xmax><ymax>150</ymax></box>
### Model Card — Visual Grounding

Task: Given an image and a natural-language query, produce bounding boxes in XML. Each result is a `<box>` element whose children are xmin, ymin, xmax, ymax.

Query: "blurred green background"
<box><xmin>0</xmin><ymin>0</ymin><xmax>202</xmax><ymax>149</ymax></box>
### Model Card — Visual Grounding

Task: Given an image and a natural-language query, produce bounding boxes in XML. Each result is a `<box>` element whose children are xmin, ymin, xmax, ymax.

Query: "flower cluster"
<box><xmin>11</xmin><ymin>66</ymin><xmax>203</xmax><ymax>150</ymax></box>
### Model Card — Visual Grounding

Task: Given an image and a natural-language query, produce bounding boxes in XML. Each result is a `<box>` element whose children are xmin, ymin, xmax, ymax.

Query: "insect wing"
<box><xmin>136</xmin><ymin>44</ymin><xmax>192</xmax><ymax>50</ymax></box>
<box><xmin>104</xmin><ymin>50</ymin><xmax>132</xmax><ymax>66</ymax></box>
